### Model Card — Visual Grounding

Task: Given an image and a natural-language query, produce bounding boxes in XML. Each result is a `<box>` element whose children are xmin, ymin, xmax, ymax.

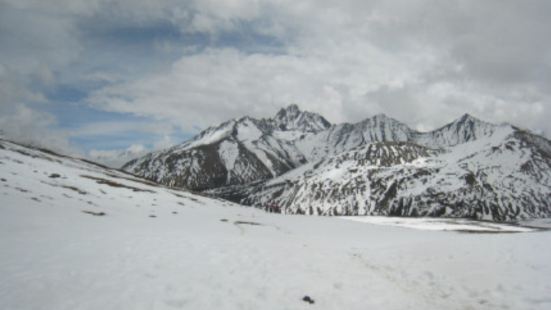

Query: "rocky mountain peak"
<box><xmin>363</xmin><ymin>113</ymin><xmax>405</xmax><ymax>125</ymax></box>
<box><xmin>454</xmin><ymin>113</ymin><xmax>485</xmax><ymax>126</ymax></box>
<box><xmin>275</xmin><ymin>104</ymin><xmax>301</xmax><ymax>118</ymax></box>
<box><xmin>272</xmin><ymin>104</ymin><xmax>331</xmax><ymax>133</ymax></box>
<box><xmin>450</xmin><ymin>113</ymin><xmax>495</xmax><ymax>133</ymax></box>
<box><xmin>417</xmin><ymin>113</ymin><xmax>498</xmax><ymax>148</ymax></box>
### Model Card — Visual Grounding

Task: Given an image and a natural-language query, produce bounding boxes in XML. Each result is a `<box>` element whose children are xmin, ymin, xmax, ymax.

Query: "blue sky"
<box><xmin>1</xmin><ymin>0</ymin><xmax>551</xmax><ymax>165</ymax></box>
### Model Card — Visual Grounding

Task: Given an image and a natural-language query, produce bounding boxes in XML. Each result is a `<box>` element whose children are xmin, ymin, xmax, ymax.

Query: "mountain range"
<box><xmin>123</xmin><ymin>105</ymin><xmax>551</xmax><ymax>221</ymax></box>
<box><xmin>2</xmin><ymin>127</ymin><xmax>548</xmax><ymax>310</ymax></box>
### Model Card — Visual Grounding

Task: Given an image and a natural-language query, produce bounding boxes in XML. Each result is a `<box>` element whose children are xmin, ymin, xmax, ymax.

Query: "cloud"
<box><xmin>88</xmin><ymin>143</ymin><xmax>147</xmax><ymax>168</ymax></box>
<box><xmin>86</xmin><ymin>0</ymin><xmax>551</xmax><ymax>136</ymax></box>
<box><xmin>0</xmin><ymin>103</ymin><xmax>75</xmax><ymax>153</ymax></box>
<box><xmin>66</xmin><ymin>120</ymin><xmax>175</xmax><ymax>138</ymax></box>
<box><xmin>2</xmin><ymin>0</ymin><xmax>551</xmax><ymax>158</ymax></box>
<box><xmin>88</xmin><ymin>37</ymin><xmax>435</xmax><ymax>128</ymax></box>
<box><xmin>87</xmin><ymin>133</ymin><xmax>179</xmax><ymax>168</ymax></box>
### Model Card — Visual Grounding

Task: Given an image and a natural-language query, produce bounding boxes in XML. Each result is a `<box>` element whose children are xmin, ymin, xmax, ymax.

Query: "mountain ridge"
<box><xmin>121</xmin><ymin>106</ymin><xmax>517</xmax><ymax>189</ymax></box>
<box><xmin>122</xmin><ymin>105</ymin><xmax>551</xmax><ymax>221</ymax></box>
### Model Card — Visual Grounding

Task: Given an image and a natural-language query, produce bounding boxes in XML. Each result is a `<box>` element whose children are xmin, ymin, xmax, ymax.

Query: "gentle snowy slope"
<box><xmin>1</xmin><ymin>139</ymin><xmax>551</xmax><ymax>310</ymax></box>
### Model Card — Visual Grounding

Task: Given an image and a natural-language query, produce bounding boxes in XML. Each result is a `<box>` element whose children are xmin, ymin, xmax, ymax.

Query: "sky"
<box><xmin>1</xmin><ymin>0</ymin><xmax>551</xmax><ymax>166</ymax></box>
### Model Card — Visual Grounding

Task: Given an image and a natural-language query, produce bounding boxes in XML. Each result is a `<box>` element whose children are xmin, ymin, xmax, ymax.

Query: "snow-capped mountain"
<box><xmin>269</xmin><ymin>103</ymin><xmax>331</xmax><ymax>132</ymax></box>
<box><xmin>295</xmin><ymin>114</ymin><xmax>415</xmax><ymax>161</ymax></box>
<box><xmin>414</xmin><ymin>113</ymin><xmax>497</xmax><ymax>148</ymax></box>
<box><xmin>122</xmin><ymin>105</ymin><xmax>330</xmax><ymax>190</ymax></box>
<box><xmin>124</xmin><ymin>106</ymin><xmax>551</xmax><ymax>221</ymax></box>
<box><xmin>295</xmin><ymin>113</ymin><xmax>498</xmax><ymax>161</ymax></box>
<box><xmin>218</xmin><ymin>124</ymin><xmax>551</xmax><ymax>221</ymax></box>
<box><xmin>123</xmin><ymin>107</ymin><xmax>499</xmax><ymax>192</ymax></box>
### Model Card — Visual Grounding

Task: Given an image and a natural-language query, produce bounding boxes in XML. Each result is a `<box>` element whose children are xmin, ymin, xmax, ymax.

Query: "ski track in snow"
<box><xmin>1</xmin><ymin>139</ymin><xmax>551</xmax><ymax>310</ymax></box>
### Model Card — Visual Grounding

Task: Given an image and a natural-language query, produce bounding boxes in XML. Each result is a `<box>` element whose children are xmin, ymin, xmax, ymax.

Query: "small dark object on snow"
<box><xmin>302</xmin><ymin>296</ymin><xmax>315</xmax><ymax>304</ymax></box>
<box><xmin>172</xmin><ymin>211</ymin><xmax>178</xmax><ymax>214</ymax></box>
<box><xmin>80</xmin><ymin>175</ymin><xmax>155</xmax><ymax>193</ymax></box>
<box><xmin>82</xmin><ymin>210</ymin><xmax>106</xmax><ymax>216</ymax></box>
<box><xmin>62</xmin><ymin>185</ymin><xmax>87</xmax><ymax>195</ymax></box>
<box><xmin>234</xmin><ymin>220</ymin><xmax>262</xmax><ymax>226</ymax></box>
<box><xmin>220</xmin><ymin>218</ymin><xmax>228</xmax><ymax>222</ymax></box>
<box><xmin>149</xmin><ymin>214</ymin><xmax>157</xmax><ymax>218</ymax></box>
<box><xmin>49</xmin><ymin>173</ymin><xmax>61</xmax><ymax>178</ymax></box>
<box><xmin>264</xmin><ymin>202</ymin><xmax>282</xmax><ymax>213</ymax></box>
<box><xmin>0</xmin><ymin>178</ymin><xmax>6</xmax><ymax>182</ymax></box>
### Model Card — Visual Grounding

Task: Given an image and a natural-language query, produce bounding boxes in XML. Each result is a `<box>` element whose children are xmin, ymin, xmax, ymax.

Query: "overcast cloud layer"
<box><xmin>1</xmin><ymin>0</ymin><xmax>551</xmax><ymax>162</ymax></box>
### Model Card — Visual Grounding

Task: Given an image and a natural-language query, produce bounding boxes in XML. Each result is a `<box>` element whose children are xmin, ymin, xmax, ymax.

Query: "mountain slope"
<box><xmin>233</xmin><ymin>125</ymin><xmax>551</xmax><ymax>221</ymax></box>
<box><xmin>123</xmin><ymin>106</ymin><xmax>330</xmax><ymax>190</ymax></box>
<box><xmin>0</xmin><ymin>138</ymin><xmax>227</xmax><ymax>212</ymax></box>
<box><xmin>296</xmin><ymin>114</ymin><xmax>415</xmax><ymax>161</ymax></box>
<box><xmin>125</xmin><ymin>108</ymin><xmax>502</xmax><ymax>189</ymax></box>
<box><xmin>414</xmin><ymin>113</ymin><xmax>497</xmax><ymax>148</ymax></box>
<box><xmin>124</xmin><ymin>106</ymin><xmax>551</xmax><ymax>221</ymax></box>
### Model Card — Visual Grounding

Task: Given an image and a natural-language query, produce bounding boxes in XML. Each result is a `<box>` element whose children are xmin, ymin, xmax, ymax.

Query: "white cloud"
<box><xmin>84</xmin><ymin>0</ymin><xmax>551</xmax><ymax>137</ymax></box>
<box><xmin>88</xmin><ymin>144</ymin><xmax>147</xmax><ymax>168</ymax></box>
<box><xmin>89</xmin><ymin>44</ymin><xmax>433</xmax><ymax>129</ymax></box>
<box><xmin>3</xmin><ymin>0</ymin><xmax>551</xmax><ymax>156</ymax></box>
<box><xmin>87</xmin><ymin>134</ymin><xmax>177</xmax><ymax>168</ymax></box>
<box><xmin>66</xmin><ymin>121</ymin><xmax>175</xmax><ymax>138</ymax></box>
<box><xmin>0</xmin><ymin>103</ymin><xmax>76</xmax><ymax>154</ymax></box>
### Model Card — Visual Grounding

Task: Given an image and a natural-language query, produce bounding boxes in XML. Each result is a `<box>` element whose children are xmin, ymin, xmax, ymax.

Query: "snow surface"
<box><xmin>341</xmin><ymin>216</ymin><xmax>535</xmax><ymax>232</ymax></box>
<box><xmin>236</xmin><ymin>119</ymin><xmax>263</xmax><ymax>142</ymax></box>
<box><xmin>2</xmin><ymin>139</ymin><xmax>551</xmax><ymax>310</ymax></box>
<box><xmin>185</xmin><ymin>121</ymin><xmax>235</xmax><ymax>149</ymax></box>
<box><xmin>272</xmin><ymin>130</ymin><xmax>305</xmax><ymax>141</ymax></box>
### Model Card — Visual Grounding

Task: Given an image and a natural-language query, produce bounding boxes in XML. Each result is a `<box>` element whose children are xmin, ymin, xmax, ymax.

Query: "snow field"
<box><xmin>1</xmin><ymin>139</ymin><xmax>551</xmax><ymax>310</ymax></box>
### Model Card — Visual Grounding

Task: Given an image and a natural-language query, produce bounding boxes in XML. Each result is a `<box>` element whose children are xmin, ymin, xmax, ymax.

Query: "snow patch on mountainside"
<box><xmin>218</xmin><ymin>140</ymin><xmax>239</xmax><ymax>171</ymax></box>
<box><xmin>272</xmin><ymin>130</ymin><xmax>306</xmax><ymax>141</ymax></box>
<box><xmin>236</xmin><ymin>118</ymin><xmax>263</xmax><ymax>141</ymax></box>
<box><xmin>186</xmin><ymin>120</ymin><xmax>235</xmax><ymax>149</ymax></box>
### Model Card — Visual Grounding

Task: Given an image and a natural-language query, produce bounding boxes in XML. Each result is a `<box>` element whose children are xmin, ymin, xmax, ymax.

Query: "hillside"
<box><xmin>1</xmin><ymin>138</ymin><xmax>551</xmax><ymax>310</ymax></box>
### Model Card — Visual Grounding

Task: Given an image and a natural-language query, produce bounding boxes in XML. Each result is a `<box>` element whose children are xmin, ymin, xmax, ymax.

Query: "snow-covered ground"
<box><xmin>340</xmin><ymin>216</ymin><xmax>537</xmax><ymax>232</ymax></box>
<box><xmin>1</xmin><ymin>139</ymin><xmax>551</xmax><ymax>310</ymax></box>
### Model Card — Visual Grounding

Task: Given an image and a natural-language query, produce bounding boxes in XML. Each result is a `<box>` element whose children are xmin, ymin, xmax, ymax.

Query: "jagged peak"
<box><xmin>360</xmin><ymin>113</ymin><xmax>408</xmax><ymax>127</ymax></box>
<box><xmin>455</xmin><ymin>113</ymin><xmax>483</xmax><ymax>124</ymax></box>
<box><xmin>455</xmin><ymin>114</ymin><xmax>499</xmax><ymax>129</ymax></box>
<box><xmin>429</xmin><ymin>113</ymin><xmax>494</xmax><ymax>133</ymax></box>
<box><xmin>236</xmin><ymin>115</ymin><xmax>257</xmax><ymax>124</ymax></box>
<box><xmin>274</xmin><ymin>104</ymin><xmax>302</xmax><ymax>120</ymax></box>
<box><xmin>371</xmin><ymin>113</ymin><xmax>399</xmax><ymax>123</ymax></box>
<box><xmin>272</xmin><ymin>104</ymin><xmax>331</xmax><ymax>132</ymax></box>
<box><xmin>372</xmin><ymin>113</ymin><xmax>390</xmax><ymax>119</ymax></box>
